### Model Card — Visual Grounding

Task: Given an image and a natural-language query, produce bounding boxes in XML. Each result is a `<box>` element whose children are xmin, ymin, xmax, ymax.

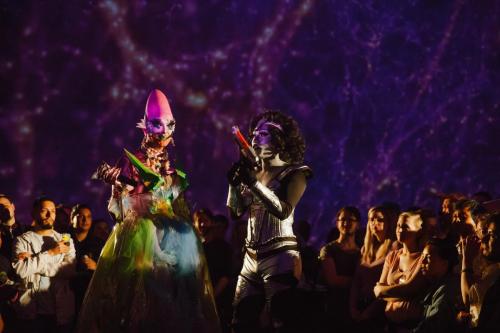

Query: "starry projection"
<box><xmin>1</xmin><ymin>0</ymin><xmax>499</xmax><ymax>244</ymax></box>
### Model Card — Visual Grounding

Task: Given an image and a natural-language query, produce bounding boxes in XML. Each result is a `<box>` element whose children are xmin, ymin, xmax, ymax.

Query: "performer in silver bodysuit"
<box><xmin>227</xmin><ymin>111</ymin><xmax>312</xmax><ymax>332</ymax></box>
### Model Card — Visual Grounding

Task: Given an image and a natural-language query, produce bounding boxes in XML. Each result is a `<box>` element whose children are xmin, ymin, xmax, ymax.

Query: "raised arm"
<box><xmin>460</xmin><ymin>235</ymin><xmax>480</xmax><ymax>306</ymax></box>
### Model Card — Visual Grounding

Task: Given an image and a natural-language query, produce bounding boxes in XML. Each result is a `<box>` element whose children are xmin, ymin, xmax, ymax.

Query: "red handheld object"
<box><xmin>231</xmin><ymin>126</ymin><xmax>260</xmax><ymax>170</ymax></box>
<box><xmin>232</xmin><ymin>126</ymin><xmax>251</xmax><ymax>150</ymax></box>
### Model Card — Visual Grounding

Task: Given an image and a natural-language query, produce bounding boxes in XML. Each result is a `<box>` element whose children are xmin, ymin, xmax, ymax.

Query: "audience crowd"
<box><xmin>0</xmin><ymin>191</ymin><xmax>498</xmax><ymax>332</ymax></box>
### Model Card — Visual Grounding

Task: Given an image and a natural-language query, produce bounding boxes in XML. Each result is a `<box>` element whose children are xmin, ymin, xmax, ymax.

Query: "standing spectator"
<box><xmin>471</xmin><ymin>191</ymin><xmax>492</xmax><ymax>204</ymax></box>
<box><xmin>450</xmin><ymin>199</ymin><xmax>477</xmax><ymax>244</ymax></box>
<box><xmin>193</xmin><ymin>208</ymin><xmax>214</xmax><ymax>242</ymax></box>
<box><xmin>91</xmin><ymin>219</ymin><xmax>111</xmax><ymax>243</ymax></box>
<box><xmin>374</xmin><ymin>210</ymin><xmax>431</xmax><ymax>330</ymax></box>
<box><xmin>460</xmin><ymin>212</ymin><xmax>500</xmax><ymax>331</ymax></box>
<box><xmin>350</xmin><ymin>205</ymin><xmax>397</xmax><ymax>332</ymax></box>
<box><xmin>0</xmin><ymin>222</ymin><xmax>18</xmax><ymax>333</ymax></box>
<box><xmin>0</xmin><ymin>194</ymin><xmax>25</xmax><ymax>260</ymax></box>
<box><xmin>471</xmin><ymin>205</ymin><xmax>490</xmax><ymax>241</ymax></box>
<box><xmin>293</xmin><ymin>219</ymin><xmax>318</xmax><ymax>286</ymax></box>
<box><xmin>12</xmin><ymin>197</ymin><xmax>76</xmax><ymax>332</ymax></box>
<box><xmin>53</xmin><ymin>204</ymin><xmax>72</xmax><ymax>235</ymax></box>
<box><xmin>203</xmin><ymin>213</ymin><xmax>233</xmax><ymax>333</ymax></box>
<box><xmin>69</xmin><ymin>204</ymin><xmax>103</xmax><ymax>316</ymax></box>
<box><xmin>412</xmin><ymin>238</ymin><xmax>461</xmax><ymax>333</ymax></box>
<box><xmin>229</xmin><ymin>218</ymin><xmax>247</xmax><ymax>278</ymax></box>
<box><xmin>319</xmin><ymin>206</ymin><xmax>361</xmax><ymax>333</ymax></box>
<box><xmin>470</xmin><ymin>205</ymin><xmax>491</xmax><ymax>284</ymax></box>
<box><xmin>293</xmin><ymin>219</ymin><xmax>322</xmax><ymax>332</ymax></box>
<box><xmin>441</xmin><ymin>195</ymin><xmax>456</xmax><ymax>215</ymax></box>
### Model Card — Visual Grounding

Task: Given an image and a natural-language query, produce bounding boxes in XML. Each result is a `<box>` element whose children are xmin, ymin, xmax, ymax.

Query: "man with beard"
<box><xmin>12</xmin><ymin>196</ymin><xmax>76</xmax><ymax>332</ymax></box>
<box><xmin>227</xmin><ymin>111</ymin><xmax>312</xmax><ymax>332</ymax></box>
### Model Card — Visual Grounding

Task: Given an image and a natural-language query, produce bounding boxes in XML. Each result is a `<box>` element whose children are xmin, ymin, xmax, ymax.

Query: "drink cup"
<box><xmin>61</xmin><ymin>233</ymin><xmax>71</xmax><ymax>246</ymax></box>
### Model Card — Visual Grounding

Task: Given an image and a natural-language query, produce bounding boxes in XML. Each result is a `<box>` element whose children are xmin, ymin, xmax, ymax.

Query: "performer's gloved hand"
<box><xmin>227</xmin><ymin>162</ymin><xmax>242</xmax><ymax>187</ymax></box>
<box><xmin>227</xmin><ymin>161</ymin><xmax>256</xmax><ymax>187</ymax></box>
<box><xmin>93</xmin><ymin>163</ymin><xmax>121</xmax><ymax>185</ymax></box>
<box><xmin>238</xmin><ymin>163</ymin><xmax>256</xmax><ymax>186</ymax></box>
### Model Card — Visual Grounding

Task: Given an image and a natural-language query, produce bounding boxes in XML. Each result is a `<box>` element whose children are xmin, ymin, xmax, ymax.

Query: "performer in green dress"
<box><xmin>77</xmin><ymin>89</ymin><xmax>220</xmax><ymax>333</ymax></box>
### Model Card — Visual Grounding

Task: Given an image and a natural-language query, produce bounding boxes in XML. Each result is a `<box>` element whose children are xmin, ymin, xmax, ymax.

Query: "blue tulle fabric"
<box><xmin>76</xmin><ymin>186</ymin><xmax>220</xmax><ymax>332</ymax></box>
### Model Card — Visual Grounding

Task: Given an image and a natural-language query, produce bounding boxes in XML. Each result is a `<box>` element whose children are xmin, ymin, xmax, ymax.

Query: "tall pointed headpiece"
<box><xmin>137</xmin><ymin>89</ymin><xmax>175</xmax><ymax>136</ymax></box>
<box><xmin>145</xmin><ymin>89</ymin><xmax>173</xmax><ymax>122</ymax></box>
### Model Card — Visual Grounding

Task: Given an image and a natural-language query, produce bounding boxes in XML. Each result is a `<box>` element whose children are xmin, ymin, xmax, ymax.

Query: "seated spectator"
<box><xmin>374</xmin><ymin>210</ymin><xmax>431</xmax><ymax>329</ymax></box>
<box><xmin>412</xmin><ymin>237</ymin><xmax>461</xmax><ymax>332</ymax></box>
<box><xmin>319</xmin><ymin>206</ymin><xmax>361</xmax><ymax>333</ymax></box>
<box><xmin>350</xmin><ymin>205</ymin><xmax>398</xmax><ymax>332</ymax></box>
<box><xmin>12</xmin><ymin>196</ymin><xmax>76</xmax><ymax>332</ymax></box>
<box><xmin>460</xmin><ymin>212</ymin><xmax>500</xmax><ymax>331</ymax></box>
<box><xmin>69</xmin><ymin>204</ymin><xmax>104</xmax><ymax>315</ymax></box>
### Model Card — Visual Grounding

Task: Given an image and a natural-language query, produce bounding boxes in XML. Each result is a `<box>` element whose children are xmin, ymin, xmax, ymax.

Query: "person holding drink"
<box><xmin>12</xmin><ymin>196</ymin><xmax>76</xmax><ymax>332</ymax></box>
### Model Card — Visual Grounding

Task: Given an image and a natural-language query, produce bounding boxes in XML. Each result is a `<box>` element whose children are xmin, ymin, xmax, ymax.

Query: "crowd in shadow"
<box><xmin>0</xmin><ymin>191</ymin><xmax>498</xmax><ymax>332</ymax></box>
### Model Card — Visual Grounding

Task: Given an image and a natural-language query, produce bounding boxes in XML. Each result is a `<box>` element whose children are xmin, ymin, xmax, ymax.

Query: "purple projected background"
<box><xmin>1</xmin><ymin>0</ymin><xmax>499</xmax><ymax>245</ymax></box>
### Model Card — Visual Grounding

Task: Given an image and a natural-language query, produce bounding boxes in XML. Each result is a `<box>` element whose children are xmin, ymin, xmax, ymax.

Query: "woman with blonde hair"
<box><xmin>374</xmin><ymin>209</ymin><xmax>432</xmax><ymax>330</ymax></box>
<box><xmin>361</xmin><ymin>206</ymin><xmax>398</xmax><ymax>265</ymax></box>
<box><xmin>350</xmin><ymin>205</ymin><xmax>398</xmax><ymax>332</ymax></box>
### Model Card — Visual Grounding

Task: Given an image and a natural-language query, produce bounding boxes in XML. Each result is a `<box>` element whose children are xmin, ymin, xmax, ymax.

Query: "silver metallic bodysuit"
<box><xmin>228</xmin><ymin>165</ymin><xmax>311</xmax><ymax>256</ymax></box>
<box><xmin>228</xmin><ymin>164</ymin><xmax>312</xmax><ymax>319</ymax></box>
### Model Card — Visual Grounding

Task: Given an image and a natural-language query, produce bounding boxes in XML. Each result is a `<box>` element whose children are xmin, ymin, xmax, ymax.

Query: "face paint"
<box><xmin>139</xmin><ymin>89</ymin><xmax>175</xmax><ymax>138</ymax></box>
<box><xmin>145</xmin><ymin>118</ymin><xmax>176</xmax><ymax>138</ymax></box>
<box><xmin>251</xmin><ymin>120</ymin><xmax>284</xmax><ymax>160</ymax></box>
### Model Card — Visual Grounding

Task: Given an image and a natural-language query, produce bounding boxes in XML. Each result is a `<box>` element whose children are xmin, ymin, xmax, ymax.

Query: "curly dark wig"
<box><xmin>248</xmin><ymin>110</ymin><xmax>306</xmax><ymax>164</ymax></box>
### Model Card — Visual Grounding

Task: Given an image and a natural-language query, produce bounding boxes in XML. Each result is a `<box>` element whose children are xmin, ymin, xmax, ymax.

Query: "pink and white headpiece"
<box><xmin>137</xmin><ymin>89</ymin><xmax>176</xmax><ymax>137</ymax></box>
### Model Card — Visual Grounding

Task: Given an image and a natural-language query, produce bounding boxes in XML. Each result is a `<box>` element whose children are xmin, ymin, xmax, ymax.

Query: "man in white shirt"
<box><xmin>13</xmin><ymin>196</ymin><xmax>76</xmax><ymax>332</ymax></box>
